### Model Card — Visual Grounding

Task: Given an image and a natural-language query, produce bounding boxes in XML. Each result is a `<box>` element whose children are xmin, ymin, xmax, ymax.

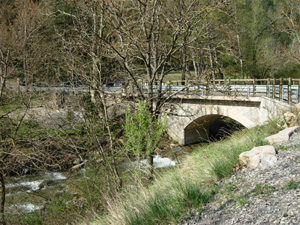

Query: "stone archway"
<box><xmin>183</xmin><ymin>114</ymin><xmax>246</xmax><ymax>145</ymax></box>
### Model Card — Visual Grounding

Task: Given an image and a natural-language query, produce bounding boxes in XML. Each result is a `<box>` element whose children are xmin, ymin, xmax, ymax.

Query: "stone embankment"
<box><xmin>182</xmin><ymin>128</ymin><xmax>300</xmax><ymax>225</ymax></box>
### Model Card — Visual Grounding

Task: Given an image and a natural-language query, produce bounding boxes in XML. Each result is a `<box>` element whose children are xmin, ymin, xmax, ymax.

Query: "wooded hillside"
<box><xmin>1</xmin><ymin>0</ymin><xmax>299</xmax><ymax>87</ymax></box>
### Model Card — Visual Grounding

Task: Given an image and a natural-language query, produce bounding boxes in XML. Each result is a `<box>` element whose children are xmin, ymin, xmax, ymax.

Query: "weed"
<box><xmin>236</xmin><ymin>196</ymin><xmax>249</xmax><ymax>206</ymax></box>
<box><xmin>225</xmin><ymin>183</ymin><xmax>238</xmax><ymax>192</ymax></box>
<box><xmin>285</xmin><ymin>180</ymin><xmax>299</xmax><ymax>190</ymax></box>
<box><xmin>276</xmin><ymin>145</ymin><xmax>290</xmax><ymax>151</ymax></box>
<box><xmin>252</xmin><ymin>184</ymin><xmax>276</xmax><ymax>197</ymax></box>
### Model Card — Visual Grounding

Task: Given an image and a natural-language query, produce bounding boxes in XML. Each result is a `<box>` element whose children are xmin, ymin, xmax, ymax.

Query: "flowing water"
<box><xmin>5</xmin><ymin>172</ymin><xmax>68</xmax><ymax>214</ymax></box>
<box><xmin>4</xmin><ymin>143</ymin><xmax>204</xmax><ymax>216</ymax></box>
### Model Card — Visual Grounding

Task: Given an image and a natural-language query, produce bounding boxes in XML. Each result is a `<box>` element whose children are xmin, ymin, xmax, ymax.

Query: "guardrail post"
<box><xmin>167</xmin><ymin>81</ymin><xmax>171</xmax><ymax>95</ymax></box>
<box><xmin>252</xmin><ymin>79</ymin><xmax>256</xmax><ymax>96</ymax></box>
<box><xmin>279</xmin><ymin>78</ymin><xmax>283</xmax><ymax>101</ymax></box>
<box><xmin>267</xmin><ymin>78</ymin><xmax>270</xmax><ymax>97</ymax></box>
<box><xmin>124</xmin><ymin>82</ymin><xmax>128</xmax><ymax>97</ymax></box>
<box><xmin>288</xmin><ymin>77</ymin><xmax>292</xmax><ymax>104</ymax></box>
<box><xmin>247</xmin><ymin>86</ymin><xmax>250</xmax><ymax>98</ymax></box>
<box><xmin>206</xmin><ymin>81</ymin><xmax>209</xmax><ymax>96</ymax></box>
<box><xmin>272</xmin><ymin>78</ymin><xmax>275</xmax><ymax>99</ymax></box>
<box><xmin>298</xmin><ymin>81</ymin><xmax>300</xmax><ymax>104</ymax></box>
<box><xmin>228</xmin><ymin>79</ymin><xmax>231</xmax><ymax>96</ymax></box>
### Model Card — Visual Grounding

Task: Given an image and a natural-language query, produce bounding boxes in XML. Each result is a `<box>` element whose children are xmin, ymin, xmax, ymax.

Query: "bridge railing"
<box><xmin>158</xmin><ymin>78</ymin><xmax>300</xmax><ymax>104</ymax></box>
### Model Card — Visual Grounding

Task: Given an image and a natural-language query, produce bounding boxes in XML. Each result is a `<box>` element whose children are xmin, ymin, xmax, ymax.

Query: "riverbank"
<box><xmin>89</xmin><ymin>121</ymin><xmax>281</xmax><ymax>225</ymax></box>
<box><xmin>181</xmin><ymin>131</ymin><xmax>300</xmax><ymax>225</ymax></box>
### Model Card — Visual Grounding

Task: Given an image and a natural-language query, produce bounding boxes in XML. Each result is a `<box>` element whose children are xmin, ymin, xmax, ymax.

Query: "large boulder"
<box><xmin>283</xmin><ymin>112</ymin><xmax>298</xmax><ymax>127</ymax></box>
<box><xmin>239</xmin><ymin>145</ymin><xmax>277</xmax><ymax>169</ymax></box>
<box><xmin>277</xmin><ymin>112</ymin><xmax>298</xmax><ymax>128</ymax></box>
<box><xmin>264</xmin><ymin>126</ymin><xmax>300</xmax><ymax>144</ymax></box>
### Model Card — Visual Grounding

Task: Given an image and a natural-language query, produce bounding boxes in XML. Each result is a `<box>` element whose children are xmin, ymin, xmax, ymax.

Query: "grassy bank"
<box><xmin>90</xmin><ymin>121</ymin><xmax>280</xmax><ymax>225</ymax></box>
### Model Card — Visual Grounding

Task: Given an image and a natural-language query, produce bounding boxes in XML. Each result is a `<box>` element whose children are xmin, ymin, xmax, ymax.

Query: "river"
<box><xmin>3</xmin><ymin>142</ymin><xmax>205</xmax><ymax>221</ymax></box>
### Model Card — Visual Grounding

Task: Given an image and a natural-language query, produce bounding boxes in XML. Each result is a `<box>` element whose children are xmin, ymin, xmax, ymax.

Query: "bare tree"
<box><xmin>275</xmin><ymin>0</ymin><xmax>300</xmax><ymax>63</ymax></box>
<box><xmin>56</xmin><ymin>0</ymin><xmax>124</xmax><ymax>189</ymax></box>
<box><xmin>0</xmin><ymin>49</ymin><xmax>11</xmax><ymax>101</ymax></box>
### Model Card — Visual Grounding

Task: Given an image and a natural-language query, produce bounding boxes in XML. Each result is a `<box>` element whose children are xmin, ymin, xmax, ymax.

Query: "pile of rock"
<box><xmin>238</xmin><ymin>111</ymin><xmax>299</xmax><ymax>170</ymax></box>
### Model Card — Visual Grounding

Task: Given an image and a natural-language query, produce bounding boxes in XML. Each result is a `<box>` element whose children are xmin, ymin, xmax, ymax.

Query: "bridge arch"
<box><xmin>183</xmin><ymin>114</ymin><xmax>246</xmax><ymax>145</ymax></box>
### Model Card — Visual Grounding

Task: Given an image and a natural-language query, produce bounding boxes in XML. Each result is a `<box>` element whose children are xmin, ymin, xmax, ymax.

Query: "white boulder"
<box><xmin>264</xmin><ymin>126</ymin><xmax>300</xmax><ymax>144</ymax></box>
<box><xmin>239</xmin><ymin>145</ymin><xmax>277</xmax><ymax>169</ymax></box>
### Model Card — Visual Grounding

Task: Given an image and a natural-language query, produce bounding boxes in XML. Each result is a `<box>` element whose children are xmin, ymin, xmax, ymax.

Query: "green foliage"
<box><xmin>274</xmin><ymin>64</ymin><xmax>300</xmax><ymax>79</ymax></box>
<box><xmin>285</xmin><ymin>180</ymin><xmax>299</xmax><ymax>190</ymax></box>
<box><xmin>124</xmin><ymin>100</ymin><xmax>165</xmax><ymax>158</ymax></box>
<box><xmin>276</xmin><ymin>145</ymin><xmax>290</xmax><ymax>151</ymax></box>
<box><xmin>252</xmin><ymin>184</ymin><xmax>276</xmax><ymax>197</ymax></box>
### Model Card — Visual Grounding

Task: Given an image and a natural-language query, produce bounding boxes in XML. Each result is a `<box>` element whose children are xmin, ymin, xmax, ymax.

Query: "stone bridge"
<box><xmin>164</xmin><ymin>95</ymin><xmax>294</xmax><ymax>145</ymax></box>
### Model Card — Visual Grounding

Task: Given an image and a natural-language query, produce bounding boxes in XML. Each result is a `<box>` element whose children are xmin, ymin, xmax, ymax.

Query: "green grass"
<box><xmin>0</xmin><ymin>96</ymin><xmax>21</xmax><ymax>114</ymax></box>
<box><xmin>90</xmin><ymin>121</ymin><xmax>280</xmax><ymax>225</ymax></box>
<box><xmin>163</xmin><ymin>72</ymin><xmax>183</xmax><ymax>83</ymax></box>
<box><xmin>285</xmin><ymin>180</ymin><xmax>299</xmax><ymax>190</ymax></box>
<box><xmin>252</xmin><ymin>184</ymin><xmax>276</xmax><ymax>197</ymax></box>
<box><xmin>236</xmin><ymin>196</ymin><xmax>249</xmax><ymax>206</ymax></box>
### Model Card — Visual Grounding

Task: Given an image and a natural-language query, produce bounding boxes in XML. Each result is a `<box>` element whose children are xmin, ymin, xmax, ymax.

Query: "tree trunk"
<box><xmin>0</xmin><ymin>77</ymin><xmax>5</xmax><ymax>102</ymax></box>
<box><xmin>0</xmin><ymin>172</ymin><xmax>6</xmax><ymax>225</ymax></box>
<box><xmin>251</xmin><ymin>47</ymin><xmax>257</xmax><ymax>79</ymax></box>
<box><xmin>208</xmin><ymin>44</ymin><xmax>215</xmax><ymax>81</ymax></box>
<box><xmin>237</xmin><ymin>34</ymin><xmax>244</xmax><ymax>79</ymax></box>
<box><xmin>191</xmin><ymin>50</ymin><xmax>200</xmax><ymax>82</ymax></box>
<box><xmin>147</xmin><ymin>154</ymin><xmax>154</xmax><ymax>181</ymax></box>
<box><xmin>181</xmin><ymin>37</ymin><xmax>187</xmax><ymax>85</ymax></box>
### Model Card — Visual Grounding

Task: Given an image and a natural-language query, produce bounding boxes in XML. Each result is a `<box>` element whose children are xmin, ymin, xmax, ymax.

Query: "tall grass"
<box><xmin>90</xmin><ymin>121</ymin><xmax>280</xmax><ymax>225</ymax></box>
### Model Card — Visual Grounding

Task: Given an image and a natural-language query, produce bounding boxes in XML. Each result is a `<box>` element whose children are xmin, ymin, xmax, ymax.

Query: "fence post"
<box><xmin>267</xmin><ymin>78</ymin><xmax>270</xmax><ymax>97</ymax></box>
<box><xmin>168</xmin><ymin>81</ymin><xmax>171</xmax><ymax>95</ymax></box>
<box><xmin>186</xmin><ymin>84</ymin><xmax>189</xmax><ymax>95</ymax></box>
<box><xmin>288</xmin><ymin>78</ymin><xmax>292</xmax><ymax>104</ymax></box>
<box><xmin>279</xmin><ymin>78</ymin><xmax>283</xmax><ymax>101</ymax></box>
<box><xmin>206</xmin><ymin>80</ymin><xmax>209</xmax><ymax>96</ymax></box>
<box><xmin>247</xmin><ymin>86</ymin><xmax>250</xmax><ymax>98</ymax></box>
<box><xmin>252</xmin><ymin>79</ymin><xmax>256</xmax><ymax>96</ymax></box>
<box><xmin>272</xmin><ymin>78</ymin><xmax>275</xmax><ymax>99</ymax></box>
<box><xmin>228</xmin><ymin>79</ymin><xmax>231</xmax><ymax>96</ymax></box>
<box><xmin>298</xmin><ymin>80</ymin><xmax>300</xmax><ymax>104</ymax></box>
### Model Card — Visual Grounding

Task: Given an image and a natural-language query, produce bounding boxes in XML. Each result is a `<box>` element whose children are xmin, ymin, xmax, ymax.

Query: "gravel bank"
<box><xmin>181</xmin><ymin>132</ymin><xmax>300</xmax><ymax>225</ymax></box>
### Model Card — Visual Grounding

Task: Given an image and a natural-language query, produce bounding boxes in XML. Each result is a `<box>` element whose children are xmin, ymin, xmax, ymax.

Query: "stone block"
<box><xmin>239</xmin><ymin>145</ymin><xmax>277</xmax><ymax>169</ymax></box>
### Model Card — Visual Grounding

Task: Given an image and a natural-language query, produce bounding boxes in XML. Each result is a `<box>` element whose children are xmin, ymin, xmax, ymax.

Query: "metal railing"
<box><xmin>125</xmin><ymin>78</ymin><xmax>300</xmax><ymax>104</ymax></box>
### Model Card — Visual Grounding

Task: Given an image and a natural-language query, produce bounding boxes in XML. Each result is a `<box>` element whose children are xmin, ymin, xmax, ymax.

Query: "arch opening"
<box><xmin>183</xmin><ymin>115</ymin><xmax>245</xmax><ymax>145</ymax></box>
